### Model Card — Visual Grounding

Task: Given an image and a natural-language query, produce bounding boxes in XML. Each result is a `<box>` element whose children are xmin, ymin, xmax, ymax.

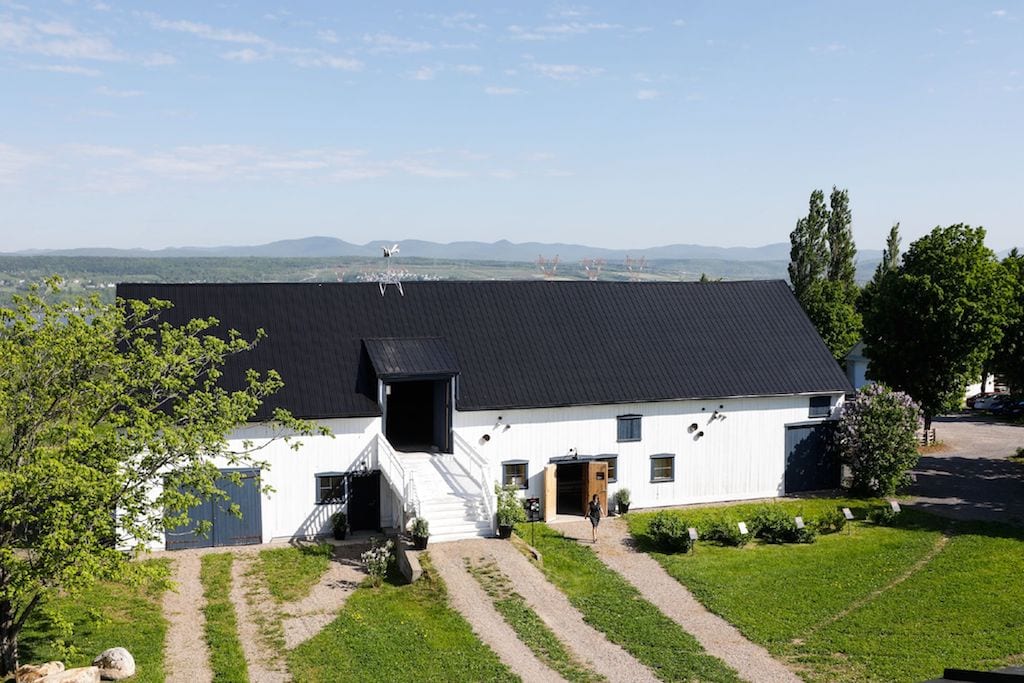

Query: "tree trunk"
<box><xmin>0</xmin><ymin>598</ymin><xmax>18</xmax><ymax>677</ymax></box>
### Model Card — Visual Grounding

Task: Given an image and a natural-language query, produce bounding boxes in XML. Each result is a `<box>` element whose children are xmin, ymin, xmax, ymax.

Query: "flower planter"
<box><xmin>412</xmin><ymin>534</ymin><xmax>429</xmax><ymax>550</ymax></box>
<box><xmin>497</xmin><ymin>524</ymin><xmax>514</xmax><ymax>539</ymax></box>
<box><xmin>333</xmin><ymin>528</ymin><xmax>347</xmax><ymax>541</ymax></box>
<box><xmin>617</xmin><ymin>502</ymin><xmax>630</xmax><ymax>515</ymax></box>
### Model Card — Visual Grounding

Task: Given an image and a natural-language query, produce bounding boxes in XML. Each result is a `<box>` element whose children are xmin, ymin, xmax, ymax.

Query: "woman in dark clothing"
<box><xmin>588</xmin><ymin>494</ymin><xmax>602</xmax><ymax>542</ymax></box>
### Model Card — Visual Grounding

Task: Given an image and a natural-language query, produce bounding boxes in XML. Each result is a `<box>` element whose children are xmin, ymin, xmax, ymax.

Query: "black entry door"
<box><xmin>348</xmin><ymin>471</ymin><xmax>381</xmax><ymax>531</ymax></box>
<box><xmin>785</xmin><ymin>424</ymin><xmax>839</xmax><ymax>493</ymax></box>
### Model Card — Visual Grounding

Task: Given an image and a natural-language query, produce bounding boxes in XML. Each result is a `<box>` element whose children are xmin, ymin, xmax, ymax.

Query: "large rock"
<box><xmin>37</xmin><ymin>667</ymin><xmax>99</xmax><ymax>683</ymax></box>
<box><xmin>15</xmin><ymin>661</ymin><xmax>64</xmax><ymax>683</ymax></box>
<box><xmin>90</xmin><ymin>648</ymin><xmax>135</xmax><ymax>681</ymax></box>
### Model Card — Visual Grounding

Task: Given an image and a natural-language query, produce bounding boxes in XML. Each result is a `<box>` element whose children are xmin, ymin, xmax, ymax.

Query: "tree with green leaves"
<box><xmin>990</xmin><ymin>249</ymin><xmax>1024</xmax><ymax>392</ymax></box>
<box><xmin>788</xmin><ymin>187</ymin><xmax>861</xmax><ymax>362</ymax></box>
<box><xmin>839</xmin><ymin>384</ymin><xmax>922</xmax><ymax>496</ymax></box>
<box><xmin>0</xmin><ymin>281</ymin><xmax>322</xmax><ymax>675</ymax></box>
<box><xmin>859</xmin><ymin>225</ymin><xmax>1014</xmax><ymax>428</ymax></box>
<box><xmin>873</xmin><ymin>222</ymin><xmax>902</xmax><ymax>283</ymax></box>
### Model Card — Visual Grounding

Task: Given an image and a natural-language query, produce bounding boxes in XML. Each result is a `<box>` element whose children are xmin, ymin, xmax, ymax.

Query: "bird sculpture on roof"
<box><xmin>382</xmin><ymin>244</ymin><xmax>400</xmax><ymax>258</ymax></box>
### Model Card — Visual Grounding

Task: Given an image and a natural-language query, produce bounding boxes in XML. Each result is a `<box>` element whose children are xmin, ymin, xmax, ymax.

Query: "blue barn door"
<box><xmin>165</xmin><ymin>468</ymin><xmax>262</xmax><ymax>550</ymax></box>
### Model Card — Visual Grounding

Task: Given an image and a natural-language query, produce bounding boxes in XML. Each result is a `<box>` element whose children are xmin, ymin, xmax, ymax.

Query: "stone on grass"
<box><xmin>15</xmin><ymin>661</ymin><xmax>64</xmax><ymax>683</ymax></box>
<box><xmin>37</xmin><ymin>666</ymin><xmax>100</xmax><ymax>683</ymax></box>
<box><xmin>91</xmin><ymin>648</ymin><xmax>135</xmax><ymax>681</ymax></box>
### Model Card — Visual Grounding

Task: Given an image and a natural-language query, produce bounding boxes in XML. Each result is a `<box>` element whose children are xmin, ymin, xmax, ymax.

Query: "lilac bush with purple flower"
<box><xmin>839</xmin><ymin>383</ymin><xmax>923</xmax><ymax>495</ymax></box>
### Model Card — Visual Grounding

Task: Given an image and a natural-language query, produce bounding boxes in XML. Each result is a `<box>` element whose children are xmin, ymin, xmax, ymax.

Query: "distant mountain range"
<box><xmin>10</xmin><ymin>236</ymin><xmax>884</xmax><ymax>263</ymax></box>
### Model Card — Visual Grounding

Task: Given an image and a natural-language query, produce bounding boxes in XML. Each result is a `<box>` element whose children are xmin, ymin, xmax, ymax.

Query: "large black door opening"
<box><xmin>785</xmin><ymin>423</ymin><xmax>840</xmax><ymax>493</ymax></box>
<box><xmin>348</xmin><ymin>471</ymin><xmax>381</xmax><ymax>532</ymax></box>
<box><xmin>555</xmin><ymin>462</ymin><xmax>585</xmax><ymax>516</ymax></box>
<box><xmin>166</xmin><ymin>469</ymin><xmax>262</xmax><ymax>550</ymax></box>
<box><xmin>384</xmin><ymin>378</ymin><xmax>452</xmax><ymax>452</ymax></box>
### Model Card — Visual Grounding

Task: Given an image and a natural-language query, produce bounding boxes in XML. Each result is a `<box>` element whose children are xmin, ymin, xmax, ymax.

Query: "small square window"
<box><xmin>809</xmin><ymin>395</ymin><xmax>832</xmax><ymax>418</ymax></box>
<box><xmin>503</xmin><ymin>461</ymin><xmax>528</xmax><ymax>489</ymax></box>
<box><xmin>617</xmin><ymin>415</ymin><xmax>642</xmax><ymax>442</ymax></box>
<box><xmin>650</xmin><ymin>455</ymin><xmax>674</xmax><ymax>483</ymax></box>
<box><xmin>316</xmin><ymin>474</ymin><xmax>346</xmax><ymax>504</ymax></box>
<box><xmin>597</xmin><ymin>456</ymin><xmax>617</xmax><ymax>482</ymax></box>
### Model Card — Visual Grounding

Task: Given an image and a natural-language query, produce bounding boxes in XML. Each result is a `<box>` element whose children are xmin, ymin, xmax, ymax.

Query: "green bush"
<box><xmin>868</xmin><ymin>506</ymin><xmax>899</xmax><ymax>526</ymax></box>
<box><xmin>839</xmin><ymin>384</ymin><xmax>922</xmax><ymax>496</ymax></box>
<box><xmin>702</xmin><ymin>515</ymin><xmax>749</xmax><ymax>547</ymax></box>
<box><xmin>648</xmin><ymin>511</ymin><xmax>693</xmax><ymax>553</ymax></box>
<box><xmin>748</xmin><ymin>505</ymin><xmax>816</xmax><ymax>544</ymax></box>
<box><xmin>813</xmin><ymin>508</ymin><xmax>848</xmax><ymax>534</ymax></box>
<box><xmin>494</xmin><ymin>482</ymin><xmax>527</xmax><ymax>526</ymax></box>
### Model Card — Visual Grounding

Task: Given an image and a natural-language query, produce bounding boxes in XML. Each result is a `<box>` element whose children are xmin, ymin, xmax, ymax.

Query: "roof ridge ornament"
<box><xmin>378</xmin><ymin>243</ymin><xmax>404</xmax><ymax>296</ymax></box>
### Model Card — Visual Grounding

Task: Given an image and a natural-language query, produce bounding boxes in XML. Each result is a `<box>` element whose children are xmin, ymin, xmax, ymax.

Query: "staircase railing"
<box><xmin>375</xmin><ymin>434</ymin><xmax>421</xmax><ymax>523</ymax></box>
<box><xmin>452</xmin><ymin>432</ymin><xmax>495</xmax><ymax>531</ymax></box>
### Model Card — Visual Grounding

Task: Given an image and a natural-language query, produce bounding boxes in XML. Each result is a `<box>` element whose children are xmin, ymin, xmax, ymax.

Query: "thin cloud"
<box><xmin>222</xmin><ymin>48</ymin><xmax>265</xmax><ymax>64</ymax></box>
<box><xmin>410</xmin><ymin>65</ymin><xmax>437</xmax><ymax>80</ymax></box>
<box><xmin>362</xmin><ymin>32</ymin><xmax>432</xmax><ymax>54</ymax></box>
<box><xmin>0</xmin><ymin>16</ymin><xmax>124</xmax><ymax>61</ymax></box>
<box><xmin>0</xmin><ymin>143</ymin><xmax>41</xmax><ymax>184</ymax></box>
<box><xmin>455</xmin><ymin>64</ymin><xmax>483</xmax><ymax>75</ymax></box>
<box><xmin>636</xmin><ymin>89</ymin><xmax>660</xmax><ymax>100</ymax></box>
<box><xmin>508</xmin><ymin>22</ymin><xmax>618</xmax><ymax>41</ymax></box>
<box><xmin>316</xmin><ymin>29</ymin><xmax>339</xmax><ymax>44</ymax></box>
<box><xmin>28</xmin><ymin>63</ymin><xmax>102</xmax><ymax>76</ymax></box>
<box><xmin>96</xmin><ymin>85</ymin><xmax>144</xmax><ymax>97</ymax></box>
<box><xmin>527</xmin><ymin>62</ymin><xmax>603</xmax><ymax>80</ymax></box>
<box><xmin>484</xmin><ymin>85</ymin><xmax>523</xmax><ymax>95</ymax></box>
<box><xmin>149</xmin><ymin>17</ymin><xmax>269</xmax><ymax>45</ymax></box>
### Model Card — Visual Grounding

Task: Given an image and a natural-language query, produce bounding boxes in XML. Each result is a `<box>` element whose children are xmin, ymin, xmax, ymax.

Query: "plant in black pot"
<box><xmin>495</xmin><ymin>482</ymin><xmax>527</xmax><ymax>539</ymax></box>
<box><xmin>614</xmin><ymin>488</ymin><xmax>631</xmax><ymax>515</ymax></box>
<box><xmin>330</xmin><ymin>510</ymin><xmax>348</xmax><ymax>540</ymax></box>
<box><xmin>411</xmin><ymin>516</ymin><xmax>430</xmax><ymax>550</ymax></box>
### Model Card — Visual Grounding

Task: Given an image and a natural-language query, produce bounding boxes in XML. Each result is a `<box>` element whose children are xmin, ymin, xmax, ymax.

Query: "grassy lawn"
<box><xmin>19</xmin><ymin>560</ymin><xmax>170</xmax><ymax>683</ymax></box>
<box><xmin>525</xmin><ymin>523</ymin><xmax>740</xmax><ymax>682</ymax></box>
<box><xmin>628</xmin><ymin>499</ymin><xmax>1024</xmax><ymax>682</ymax></box>
<box><xmin>257</xmin><ymin>542</ymin><xmax>334</xmax><ymax>603</ymax></box>
<box><xmin>288</xmin><ymin>554</ymin><xmax>518</xmax><ymax>682</ymax></box>
<box><xmin>465</xmin><ymin>556</ymin><xmax>605</xmax><ymax>683</ymax></box>
<box><xmin>199</xmin><ymin>553</ymin><xmax>248</xmax><ymax>683</ymax></box>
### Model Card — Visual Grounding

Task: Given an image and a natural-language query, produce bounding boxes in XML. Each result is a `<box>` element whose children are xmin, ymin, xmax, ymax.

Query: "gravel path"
<box><xmin>909</xmin><ymin>414</ymin><xmax>1024</xmax><ymax>525</ymax></box>
<box><xmin>281</xmin><ymin>544</ymin><xmax>367</xmax><ymax>649</ymax></box>
<box><xmin>230</xmin><ymin>552</ymin><xmax>291</xmax><ymax>682</ymax></box>
<box><xmin>436</xmin><ymin>538</ymin><xmax>659</xmax><ymax>683</ymax></box>
<box><xmin>430</xmin><ymin>542</ymin><xmax>564</xmax><ymax>683</ymax></box>
<box><xmin>555</xmin><ymin>518</ymin><xmax>801</xmax><ymax>683</ymax></box>
<box><xmin>162</xmin><ymin>553</ymin><xmax>213</xmax><ymax>683</ymax></box>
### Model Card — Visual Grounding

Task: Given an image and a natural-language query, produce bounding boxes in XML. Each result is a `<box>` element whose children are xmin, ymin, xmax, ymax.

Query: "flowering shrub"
<box><xmin>361</xmin><ymin>538</ymin><xmax>394</xmax><ymax>587</ymax></box>
<box><xmin>839</xmin><ymin>384</ymin><xmax>922</xmax><ymax>496</ymax></box>
<box><xmin>647</xmin><ymin>511</ymin><xmax>693</xmax><ymax>553</ymax></box>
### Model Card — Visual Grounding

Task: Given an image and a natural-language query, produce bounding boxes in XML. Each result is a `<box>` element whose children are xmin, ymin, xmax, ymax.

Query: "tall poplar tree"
<box><xmin>788</xmin><ymin>190</ymin><xmax>829</xmax><ymax>301</ymax></box>
<box><xmin>827</xmin><ymin>187</ymin><xmax>856</xmax><ymax>286</ymax></box>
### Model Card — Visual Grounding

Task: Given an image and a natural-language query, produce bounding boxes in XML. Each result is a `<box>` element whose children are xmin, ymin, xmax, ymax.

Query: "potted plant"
<box><xmin>495</xmin><ymin>482</ymin><xmax>527</xmax><ymax>539</ymax></box>
<box><xmin>330</xmin><ymin>510</ymin><xmax>348</xmax><ymax>540</ymax></box>
<box><xmin>411</xmin><ymin>516</ymin><xmax>430</xmax><ymax>550</ymax></box>
<box><xmin>614</xmin><ymin>488</ymin><xmax>631</xmax><ymax>515</ymax></box>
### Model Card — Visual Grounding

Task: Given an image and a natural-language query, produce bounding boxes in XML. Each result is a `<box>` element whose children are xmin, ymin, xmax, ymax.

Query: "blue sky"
<box><xmin>1</xmin><ymin>1</ymin><xmax>1021</xmax><ymax>253</ymax></box>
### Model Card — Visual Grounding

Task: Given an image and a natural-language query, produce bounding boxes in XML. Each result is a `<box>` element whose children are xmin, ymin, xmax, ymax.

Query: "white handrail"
<box><xmin>376</xmin><ymin>434</ymin><xmax>421</xmax><ymax>521</ymax></box>
<box><xmin>452</xmin><ymin>432</ymin><xmax>495</xmax><ymax>528</ymax></box>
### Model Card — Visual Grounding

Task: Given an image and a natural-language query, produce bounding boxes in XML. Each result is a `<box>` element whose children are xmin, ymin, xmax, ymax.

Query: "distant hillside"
<box><xmin>10</xmin><ymin>236</ymin><xmax>885</xmax><ymax>263</ymax></box>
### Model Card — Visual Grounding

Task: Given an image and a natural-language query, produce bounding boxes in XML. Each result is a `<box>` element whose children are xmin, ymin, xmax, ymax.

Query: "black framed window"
<box><xmin>809</xmin><ymin>395</ymin><xmax>832</xmax><ymax>418</ymax></box>
<box><xmin>617</xmin><ymin>415</ymin><xmax>642</xmax><ymax>442</ymax></box>
<box><xmin>503</xmin><ymin>461</ymin><xmax>528</xmax><ymax>489</ymax></box>
<box><xmin>597</xmin><ymin>456</ymin><xmax>618</xmax><ymax>482</ymax></box>
<box><xmin>650</xmin><ymin>455</ymin><xmax>674</xmax><ymax>482</ymax></box>
<box><xmin>316</xmin><ymin>474</ymin><xmax>346</xmax><ymax>504</ymax></box>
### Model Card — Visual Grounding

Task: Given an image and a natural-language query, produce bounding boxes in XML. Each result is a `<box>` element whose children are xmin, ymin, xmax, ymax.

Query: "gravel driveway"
<box><xmin>908</xmin><ymin>413</ymin><xmax>1024</xmax><ymax>525</ymax></box>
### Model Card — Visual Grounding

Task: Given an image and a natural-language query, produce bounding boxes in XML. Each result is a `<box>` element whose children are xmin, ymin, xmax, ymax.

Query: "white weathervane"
<box><xmin>378</xmin><ymin>243</ymin><xmax>404</xmax><ymax>296</ymax></box>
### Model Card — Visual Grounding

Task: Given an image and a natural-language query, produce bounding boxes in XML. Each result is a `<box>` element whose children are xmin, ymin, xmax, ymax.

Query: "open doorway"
<box><xmin>553</xmin><ymin>460</ymin><xmax>608</xmax><ymax>516</ymax></box>
<box><xmin>384</xmin><ymin>378</ymin><xmax>452</xmax><ymax>452</ymax></box>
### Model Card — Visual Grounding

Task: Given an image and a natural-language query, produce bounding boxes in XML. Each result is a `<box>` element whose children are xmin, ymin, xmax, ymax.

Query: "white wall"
<box><xmin>192</xmin><ymin>416</ymin><xmax>397</xmax><ymax>544</ymax></box>
<box><xmin>453</xmin><ymin>393</ymin><xmax>844</xmax><ymax>510</ymax></box>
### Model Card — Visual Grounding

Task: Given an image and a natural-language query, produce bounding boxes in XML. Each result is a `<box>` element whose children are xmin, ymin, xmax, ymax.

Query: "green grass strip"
<box><xmin>257</xmin><ymin>542</ymin><xmax>334</xmax><ymax>603</ymax></box>
<box><xmin>19</xmin><ymin>560</ymin><xmax>170</xmax><ymax>683</ymax></box>
<box><xmin>288</xmin><ymin>554</ymin><xmax>519</xmax><ymax>682</ymax></box>
<box><xmin>465</xmin><ymin>557</ymin><xmax>605</xmax><ymax>683</ymax></box>
<box><xmin>526</xmin><ymin>523</ymin><xmax>740</xmax><ymax>682</ymax></box>
<box><xmin>199</xmin><ymin>553</ymin><xmax>249</xmax><ymax>683</ymax></box>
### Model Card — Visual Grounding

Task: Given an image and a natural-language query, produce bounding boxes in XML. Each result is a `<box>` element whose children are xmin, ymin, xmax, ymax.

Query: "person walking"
<box><xmin>588</xmin><ymin>493</ymin><xmax>602</xmax><ymax>543</ymax></box>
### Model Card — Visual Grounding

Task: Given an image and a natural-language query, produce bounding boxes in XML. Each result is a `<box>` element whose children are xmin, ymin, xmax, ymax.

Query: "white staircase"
<box><xmin>407</xmin><ymin>453</ymin><xmax>493</xmax><ymax>542</ymax></box>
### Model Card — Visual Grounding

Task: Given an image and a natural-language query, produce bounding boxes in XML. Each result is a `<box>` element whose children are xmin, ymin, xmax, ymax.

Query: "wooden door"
<box><xmin>543</xmin><ymin>464</ymin><xmax>557</xmax><ymax>521</ymax></box>
<box><xmin>583</xmin><ymin>461</ymin><xmax>608</xmax><ymax>516</ymax></box>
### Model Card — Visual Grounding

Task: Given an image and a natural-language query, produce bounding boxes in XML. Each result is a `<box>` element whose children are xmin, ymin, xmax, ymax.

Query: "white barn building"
<box><xmin>116</xmin><ymin>280</ymin><xmax>852</xmax><ymax>548</ymax></box>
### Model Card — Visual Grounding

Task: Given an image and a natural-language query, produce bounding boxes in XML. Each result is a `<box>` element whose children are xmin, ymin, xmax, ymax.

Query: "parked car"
<box><xmin>966</xmin><ymin>392</ymin><xmax>999</xmax><ymax>409</ymax></box>
<box><xmin>973</xmin><ymin>393</ymin><xmax>1010</xmax><ymax>410</ymax></box>
<box><xmin>990</xmin><ymin>396</ymin><xmax>1024</xmax><ymax>417</ymax></box>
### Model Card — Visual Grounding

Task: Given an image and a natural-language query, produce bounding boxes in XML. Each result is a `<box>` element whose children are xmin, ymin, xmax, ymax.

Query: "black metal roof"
<box><xmin>115</xmin><ymin>280</ymin><xmax>852</xmax><ymax>420</ymax></box>
<box><xmin>363</xmin><ymin>337</ymin><xmax>460</xmax><ymax>379</ymax></box>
